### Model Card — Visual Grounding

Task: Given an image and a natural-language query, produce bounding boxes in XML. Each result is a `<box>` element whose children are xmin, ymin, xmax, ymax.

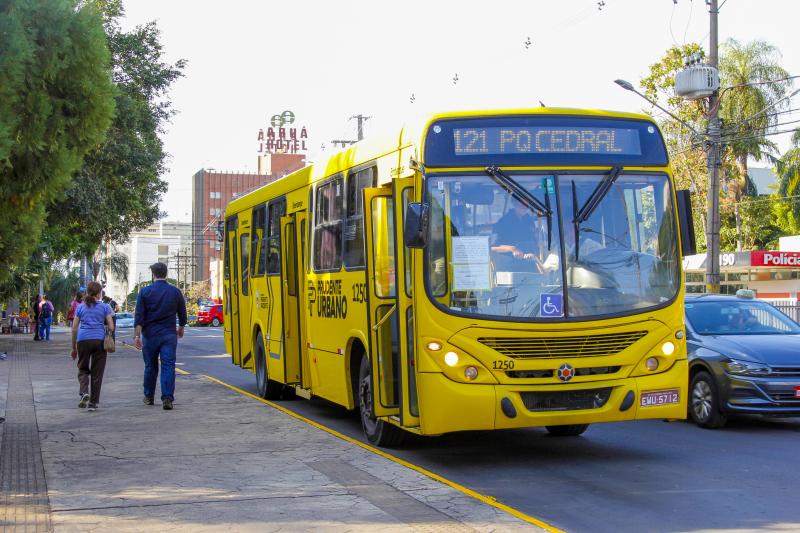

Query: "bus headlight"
<box><xmin>646</xmin><ymin>357</ymin><xmax>659</xmax><ymax>371</ymax></box>
<box><xmin>661</xmin><ymin>341</ymin><xmax>675</xmax><ymax>356</ymax></box>
<box><xmin>426</xmin><ymin>341</ymin><xmax>442</xmax><ymax>351</ymax></box>
<box><xmin>444</xmin><ymin>351</ymin><xmax>459</xmax><ymax>367</ymax></box>
<box><xmin>464</xmin><ymin>366</ymin><xmax>478</xmax><ymax>380</ymax></box>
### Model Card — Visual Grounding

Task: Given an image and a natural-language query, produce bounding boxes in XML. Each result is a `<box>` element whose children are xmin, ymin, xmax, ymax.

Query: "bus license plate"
<box><xmin>795</xmin><ymin>386</ymin><xmax>800</xmax><ymax>399</ymax></box>
<box><xmin>640</xmin><ymin>389</ymin><xmax>680</xmax><ymax>407</ymax></box>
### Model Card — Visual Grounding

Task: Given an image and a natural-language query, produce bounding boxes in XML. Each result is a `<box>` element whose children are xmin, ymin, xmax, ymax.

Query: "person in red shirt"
<box><xmin>67</xmin><ymin>290</ymin><xmax>82</xmax><ymax>328</ymax></box>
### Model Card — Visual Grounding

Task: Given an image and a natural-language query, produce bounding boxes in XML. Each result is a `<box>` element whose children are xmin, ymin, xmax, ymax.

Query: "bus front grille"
<box><xmin>520</xmin><ymin>388</ymin><xmax>613</xmax><ymax>412</ymax></box>
<box><xmin>479</xmin><ymin>331</ymin><xmax>647</xmax><ymax>359</ymax></box>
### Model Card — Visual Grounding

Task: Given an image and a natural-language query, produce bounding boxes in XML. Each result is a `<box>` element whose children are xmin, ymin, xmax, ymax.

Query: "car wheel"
<box><xmin>211</xmin><ymin>317</ymin><xmax>221</xmax><ymax>327</ymax></box>
<box><xmin>545</xmin><ymin>424</ymin><xmax>590</xmax><ymax>437</ymax></box>
<box><xmin>255</xmin><ymin>332</ymin><xmax>282</xmax><ymax>400</ymax></box>
<box><xmin>357</xmin><ymin>356</ymin><xmax>406</xmax><ymax>447</ymax></box>
<box><xmin>690</xmin><ymin>371</ymin><xmax>728</xmax><ymax>429</ymax></box>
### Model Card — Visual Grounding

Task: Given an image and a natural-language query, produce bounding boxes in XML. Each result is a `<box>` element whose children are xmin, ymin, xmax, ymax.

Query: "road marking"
<box><xmin>202</xmin><ymin>374</ymin><xmax>563</xmax><ymax>533</ymax></box>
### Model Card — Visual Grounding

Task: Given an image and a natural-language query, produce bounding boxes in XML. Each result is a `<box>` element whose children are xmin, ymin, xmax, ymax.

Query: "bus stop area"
<box><xmin>0</xmin><ymin>331</ymin><xmax>540</xmax><ymax>532</ymax></box>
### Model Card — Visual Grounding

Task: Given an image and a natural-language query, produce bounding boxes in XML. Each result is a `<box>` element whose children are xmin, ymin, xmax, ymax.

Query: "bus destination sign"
<box><xmin>452</xmin><ymin>127</ymin><xmax>642</xmax><ymax>156</ymax></box>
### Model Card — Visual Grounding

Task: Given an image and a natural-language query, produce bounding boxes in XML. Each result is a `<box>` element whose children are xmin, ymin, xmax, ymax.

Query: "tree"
<box><xmin>775</xmin><ymin>130</ymin><xmax>800</xmax><ymax>231</ymax></box>
<box><xmin>640</xmin><ymin>44</ymin><xmax>709</xmax><ymax>251</ymax></box>
<box><xmin>44</xmin><ymin>0</ymin><xmax>186</xmax><ymax>259</ymax></box>
<box><xmin>0</xmin><ymin>0</ymin><xmax>115</xmax><ymax>279</ymax></box>
<box><xmin>718</xmin><ymin>39</ymin><xmax>790</xmax><ymax>250</ymax></box>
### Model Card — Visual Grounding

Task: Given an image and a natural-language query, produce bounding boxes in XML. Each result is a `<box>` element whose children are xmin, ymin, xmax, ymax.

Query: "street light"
<box><xmin>614</xmin><ymin>79</ymin><xmax>703</xmax><ymax>138</ymax></box>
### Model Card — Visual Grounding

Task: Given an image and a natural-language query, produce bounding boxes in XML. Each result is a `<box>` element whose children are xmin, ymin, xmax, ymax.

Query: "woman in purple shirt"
<box><xmin>71</xmin><ymin>281</ymin><xmax>114</xmax><ymax>411</ymax></box>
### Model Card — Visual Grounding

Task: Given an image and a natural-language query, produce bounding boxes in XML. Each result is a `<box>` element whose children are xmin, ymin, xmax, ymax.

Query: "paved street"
<box><xmin>115</xmin><ymin>326</ymin><xmax>800</xmax><ymax>533</ymax></box>
<box><xmin>0</xmin><ymin>331</ymin><xmax>537</xmax><ymax>532</ymax></box>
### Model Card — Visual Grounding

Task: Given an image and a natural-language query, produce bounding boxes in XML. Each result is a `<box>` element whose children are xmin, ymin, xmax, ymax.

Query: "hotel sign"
<box><xmin>257</xmin><ymin>110</ymin><xmax>309</xmax><ymax>154</ymax></box>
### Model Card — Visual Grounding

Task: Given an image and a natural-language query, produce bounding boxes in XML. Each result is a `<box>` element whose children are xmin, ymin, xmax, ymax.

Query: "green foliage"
<box><xmin>45</xmin><ymin>1</ymin><xmax>186</xmax><ymax>258</ymax></box>
<box><xmin>0</xmin><ymin>0</ymin><xmax>115</xmax><ymax>278</ymax></box>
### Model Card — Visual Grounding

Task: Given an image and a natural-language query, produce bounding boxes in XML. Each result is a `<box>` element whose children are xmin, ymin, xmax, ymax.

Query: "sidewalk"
<box><xmin>0</xmin><ymin>332</ymin><xmax>542</xmax><ymax>532</ymax></box>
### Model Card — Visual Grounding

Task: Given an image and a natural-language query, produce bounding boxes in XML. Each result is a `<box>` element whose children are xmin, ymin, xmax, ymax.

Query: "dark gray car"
<box><xmin>685</xmin><ymin>293</ymin><xmax>800</xmax><ymax>428</ymax></box>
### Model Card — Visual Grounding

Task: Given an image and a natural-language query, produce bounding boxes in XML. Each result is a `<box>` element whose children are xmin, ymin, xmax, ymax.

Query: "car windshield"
<box><xmin>425</xmin><ymin>172</ymin><xmax>680</xmax><ymax>320</ymax></box>
<box><xmin>686</xmin><ymin>300</ymin><xmax>800</xmax><ymax>335</ymax></box>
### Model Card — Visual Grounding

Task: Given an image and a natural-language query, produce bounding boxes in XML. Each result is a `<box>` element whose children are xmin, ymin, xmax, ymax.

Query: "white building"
<box><xmin>104</xmin><ymin>221</ymin><xmax>193</xmax><ymax>305</ymax></box>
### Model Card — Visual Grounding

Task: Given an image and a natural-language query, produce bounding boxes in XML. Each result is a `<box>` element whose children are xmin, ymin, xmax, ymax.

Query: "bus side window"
<box><xmin>240</xmin><ymin>233</ymin><xmax>250</xmax><ymax>296</ymax></box>
<box><xmin>313</xmin><ymin>176</ymin><xmax>344</xmax><ymax>272</ymax></box>
<box><xmin>251</xmin><ymin>204</ymin><xmax>267</xmax><ymax>277</ymax></box>
<box><xmin>343</xmin><ymin>167</ymin><xmax>376</xmax><ymax>268</ymax></box>
<box><xmin>267</xmin><ymin>198</ymin><xmax>285</xmax><ymax>275</ymax></box>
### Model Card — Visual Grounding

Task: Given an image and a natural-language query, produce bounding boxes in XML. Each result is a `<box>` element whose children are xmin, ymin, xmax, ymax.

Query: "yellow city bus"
<box><xmin>222</xmin><ymin>108</ymin><xmax>696</xmax><ymax>446</ymax></box>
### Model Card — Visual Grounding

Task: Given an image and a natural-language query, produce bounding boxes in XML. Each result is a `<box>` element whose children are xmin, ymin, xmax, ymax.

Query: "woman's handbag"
<box><xmin>104</xmin><ymin>329</ymin><xmax>116</xmax><ymax>353</ymax></box>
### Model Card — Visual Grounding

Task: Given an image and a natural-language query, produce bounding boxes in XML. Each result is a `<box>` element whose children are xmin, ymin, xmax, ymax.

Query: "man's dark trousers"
<box><xmin>142</xmin><ymin>332</ymin><xmax>177</xmax><ymax>401</ymax></box>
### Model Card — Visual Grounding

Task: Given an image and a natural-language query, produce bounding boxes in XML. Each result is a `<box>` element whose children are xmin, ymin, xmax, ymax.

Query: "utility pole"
<box><xmin>705</xmin><ymin>0</ymin><xmax>722</xmax><ymax>294</ymax></box>
<box><xmin>350</xmin><ymin>114</ymin><xmax>371</xmax><ymax>141</ymax></box>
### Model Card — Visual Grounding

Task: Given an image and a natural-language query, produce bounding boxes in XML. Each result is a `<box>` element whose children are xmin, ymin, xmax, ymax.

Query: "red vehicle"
<box><xmin>197</xmin><ymin>304</ymin><xmax>224</xmax><ymax>327</ymax></box>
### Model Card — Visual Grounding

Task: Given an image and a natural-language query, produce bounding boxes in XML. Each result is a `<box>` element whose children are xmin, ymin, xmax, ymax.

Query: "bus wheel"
<box><xmin>545</xmin><ymin>424</ymin><xmax>589</xmax><ymax>437</ymax></box>
<box><xmin>255</xmin><ymin>332</ymin><xmax>281</xmax><ymax>400</ymax></box>
<box><xmin>358</xmin><ymin>357</ymin><xmax>406</xmax><ymax>447</ymax></box>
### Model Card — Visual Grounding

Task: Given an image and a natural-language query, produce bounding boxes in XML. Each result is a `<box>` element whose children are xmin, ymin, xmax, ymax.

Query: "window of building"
<box><xmin>158</xmin><ymin>257</ymin><xmax>168</xmax><ymax>265</ymax></box>
<box><xmin>267</xmin><ymin>198</ymin><xmax>286</xmax><ymax>275</ymax></box>
<box><xmin>343</xmin><ymin>167</ymin><xmax>376</xmax><ymax>268</ymax></box>
<box><xmin>158</xmin><ymin>245</ymin><xmax>169</xmax><ymax>255</ymax></box>
<box><xmin>210</xmin><ymin>207</ymin><xmax>221</xmax><ymax>216</ymax></box>
<box><xmin>210</xmin><ymin>191</ymin><xmax>221</xmax><ymax>199</ymax></box>
<box><xmin>250</xmin><ymin>205</ymin><xmax>267</xmax><ymax>277</ymax></box>
<box><xmin>312</xmin><ymin>176</ymin><xmax>343</xmax><ymax>272</ymax></box>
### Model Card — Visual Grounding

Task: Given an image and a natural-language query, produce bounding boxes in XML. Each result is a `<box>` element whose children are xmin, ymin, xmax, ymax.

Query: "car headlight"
<box><xmin>723</xmin><ymin>358</ymin><xmax>771</xmax><ymax>376</ymax></box>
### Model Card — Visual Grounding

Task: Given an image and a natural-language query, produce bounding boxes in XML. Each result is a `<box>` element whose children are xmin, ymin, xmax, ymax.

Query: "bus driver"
<box><xmin>491</xmin><ymin>200</ymin><xmax>558</xmax><ymax>272</ymax></box>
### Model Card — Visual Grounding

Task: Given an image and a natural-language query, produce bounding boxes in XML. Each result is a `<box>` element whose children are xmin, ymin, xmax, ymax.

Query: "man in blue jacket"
<box><xmin>134</xmin><ymin>262</ymin><xmax>187</xmax><ymax>410</ymax></box>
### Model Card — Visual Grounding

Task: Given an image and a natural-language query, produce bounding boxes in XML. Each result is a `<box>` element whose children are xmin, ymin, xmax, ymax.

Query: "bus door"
<box><xmin>393</xmin><ymin>178</ymin><xmax>419</xmax><ymax>427</ymax></box>
<box><xmin>226</xmin><ymin>216</ymin><xmax>241</xmax><ymax>365</ymax></box>
<box><xmin>280</xmin><ymin>213</ymin><xmax>302</xmax><ymax>385</ymax></box>
<box><xmin>236</xmin><ymin>223</ymin><xmax>252</xmax><ymax>367</ymax></box>
<box><xmin>363</xmin><ymin>184</ymin><xmax>413</xmax><ymax>421</ymax></box>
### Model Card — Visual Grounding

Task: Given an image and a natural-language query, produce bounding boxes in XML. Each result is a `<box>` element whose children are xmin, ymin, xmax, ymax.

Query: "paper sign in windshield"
<box><xmin>451</xmin><ymin>236</ymin><xmax>490</xmax><ymax>291</ymax></box>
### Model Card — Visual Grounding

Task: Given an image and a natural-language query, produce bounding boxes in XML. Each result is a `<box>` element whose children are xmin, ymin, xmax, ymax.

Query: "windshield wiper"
<box><xmin>572</xmin><ymin>166</ymin><xmax>622</xmax><ymax>260</ymax></box>
<box><xmin>485</xmin><ymin>166</ymin><xmax>553</xmax><ymax>250</ymax></box>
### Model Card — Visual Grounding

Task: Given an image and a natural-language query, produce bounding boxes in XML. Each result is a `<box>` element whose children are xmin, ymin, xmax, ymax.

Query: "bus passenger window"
<box><xmin>240</xmin><ymin>233</ymin><xmax>250</xmax><ymax>296</ymax></box>
<box><xmin>267</xmin><ymin>198</ymin><xmax>285</xmax><ymax>275</ymax></box>
<box><xmin>344</xmin><ymin>167</ymin><xmax>376</xmax><ymax>268</ymax></box>
<box><xmin>313</xmin><ymin>177</ymin><xmax>343</xmax><ymax>272</ymax></box>
<box><xmin>251</xmin><ymin>205</ymin><xmax>267</xmax><ymax>277</ymax></box>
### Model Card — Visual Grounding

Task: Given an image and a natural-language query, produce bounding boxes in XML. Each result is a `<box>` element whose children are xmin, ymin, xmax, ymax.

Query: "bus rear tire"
<box><xmin>545</xmin><ymin>424</ymin><xmax>589</xmax><ymax>437</ymax></box>
<box><xmin>358</xmin><ymin>356</ymin><xmax>406</xmax><ymax>447</ymax></box>
<box><xmin>255</xmin><ymin>332</ymin><xmax>282</xmax><ymax>401</ymax></box>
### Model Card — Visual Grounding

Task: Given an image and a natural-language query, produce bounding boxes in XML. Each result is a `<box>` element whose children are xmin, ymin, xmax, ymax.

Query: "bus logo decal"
<box><xmin>557</xmin><ymin>363</ymin><xmax>575</xmax><ymax>382</ymax></box>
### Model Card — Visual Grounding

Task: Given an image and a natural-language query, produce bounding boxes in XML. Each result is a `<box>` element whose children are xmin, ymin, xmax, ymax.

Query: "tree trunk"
<box><xmin>734</xmin><ymin>156</ymin><xmax>749</xmax><ymax>251</ymax></box>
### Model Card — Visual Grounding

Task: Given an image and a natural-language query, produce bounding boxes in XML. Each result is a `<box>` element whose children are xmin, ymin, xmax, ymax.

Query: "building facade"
<box><xmin>105</xmin><ymin>221</ymin><xmax>193</xmax><ymax>305</ymax></box>
<box><xmin>191</xmin><ymin>154</ymin><xmax>304</xmax><ymax>284</ymax></box>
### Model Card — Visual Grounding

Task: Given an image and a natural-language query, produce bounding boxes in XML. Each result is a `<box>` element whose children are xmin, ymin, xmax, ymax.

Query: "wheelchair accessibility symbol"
<box><xmin>540</xmin><ymin>293</ymin><xmax>563</xmax><ymax>317</ymax></box>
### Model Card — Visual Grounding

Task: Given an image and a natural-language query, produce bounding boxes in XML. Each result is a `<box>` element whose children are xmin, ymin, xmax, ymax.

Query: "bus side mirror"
<box><xmin>404</xmin><ymin>202</ymin><xmax>430</xmax><ymax>248</ymax></box>
<box><xmin>676</xmin><ymin>189</ymin><xmax>696</xmax><ymax>257</ymax></box>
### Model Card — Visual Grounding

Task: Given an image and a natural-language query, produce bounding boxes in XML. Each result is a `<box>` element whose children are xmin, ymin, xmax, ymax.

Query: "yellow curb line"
<box><xmin>202</xmin><ymin>374</ymin><xmax>563</xmax><ymax>533</ymax></box>
<box><xmin>118</xmin><ymin>341</ymin><xmax>191</xmax><ymax>375</ymax></box>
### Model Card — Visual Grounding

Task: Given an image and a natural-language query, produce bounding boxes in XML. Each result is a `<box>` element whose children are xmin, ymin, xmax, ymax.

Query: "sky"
<box><xmin>120</xmin><ymin>0</ymin><xmax>800</xmax><ymax>222</ymax></box>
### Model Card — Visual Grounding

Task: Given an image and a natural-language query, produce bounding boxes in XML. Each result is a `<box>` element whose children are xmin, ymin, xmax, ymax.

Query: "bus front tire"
<box><xmin>358</xmin><ymin>356</ymin><xmax>406</xmax><ymax>447</ymax></box>
<box><xmin>545</xmin><ymin>424</ymin><xmax>590</xmax><ymax>437</ymax></box>
<box><xmin>255</xmin><ymin>332</ymin><xmax>282</xmax><ymax>400</ymax></box>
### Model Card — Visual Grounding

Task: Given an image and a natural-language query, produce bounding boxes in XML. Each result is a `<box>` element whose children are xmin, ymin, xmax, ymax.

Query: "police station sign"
<box><xmin>751</xmin><ymin>251</ymin><xmax>800</xmax><ymax>267</ymax></box>
<box><xmin>257</xmin><ymin>110</ymin><xmax>309</xmax><ymax>154</ymax></box>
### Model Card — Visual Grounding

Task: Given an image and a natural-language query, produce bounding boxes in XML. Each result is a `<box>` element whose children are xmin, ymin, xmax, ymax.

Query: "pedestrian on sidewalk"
<box><xmin>32</xmin><ymin>294</ymin><xmax>41</xmax><ymax>341</ymax></box>
<box><xmin>38</xmin><ymin>295</ymin><xmax>54</xmax><ymax>342</ymax></box>
<box><xmin>67</xmin><ymin>290</ymin><xmax>82</xmax><ymax>328</ymax></box>
<box><xmin>71</xmin><ymin>281</ymin><xmax>114</xmax><ymax>411</ymax></box>
<box><xmin>134</xmin><ymin>262</ymin><xmax>187</xmax><ymax>410</ymax></box>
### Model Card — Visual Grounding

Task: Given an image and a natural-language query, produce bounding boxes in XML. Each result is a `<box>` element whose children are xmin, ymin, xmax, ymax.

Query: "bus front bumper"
<box><xmin>416</xmin><ymin>360</ymin><xmax>687</xmax><ymax>435</ymax></box>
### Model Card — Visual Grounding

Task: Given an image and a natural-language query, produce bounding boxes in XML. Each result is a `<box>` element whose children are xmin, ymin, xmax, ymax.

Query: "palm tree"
<box><xmin>777</xmin><ymin>130</ymin><xmax>800</xmax><ymax>228</ymax></box>
<box><xmin>718</xmin><ymin>38</ymin><xmax>791</xmax><ymax>250</ymax></box>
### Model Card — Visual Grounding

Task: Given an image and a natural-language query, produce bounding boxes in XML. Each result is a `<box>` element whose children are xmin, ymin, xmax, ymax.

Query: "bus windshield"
<box><xmin>425</xmin><ymin>172</ymin><xmax>680</xmax><ymax>320</ymax></box>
